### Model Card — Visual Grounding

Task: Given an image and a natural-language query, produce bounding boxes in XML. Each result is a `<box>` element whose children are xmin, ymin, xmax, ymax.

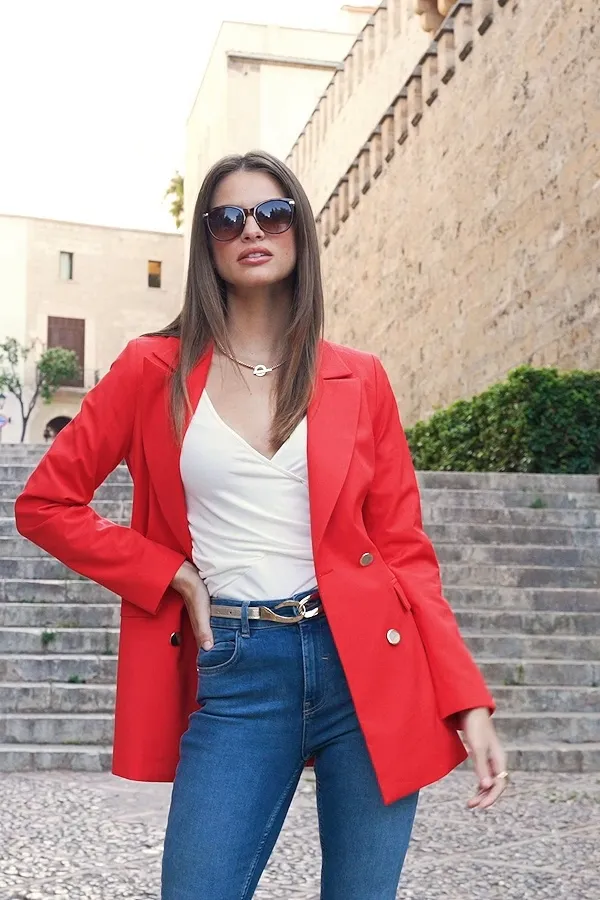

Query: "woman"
<box><xmin>15</xmin><ymin>150</ymin><xmax>507</xmax><ymax>899</ymax></box>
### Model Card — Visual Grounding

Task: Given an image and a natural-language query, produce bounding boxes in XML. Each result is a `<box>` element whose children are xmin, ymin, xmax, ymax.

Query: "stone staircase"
<box><xmin>0</xmin><ymin>444</ymin><xmax>599</xmax><ymax>773</ymax></box>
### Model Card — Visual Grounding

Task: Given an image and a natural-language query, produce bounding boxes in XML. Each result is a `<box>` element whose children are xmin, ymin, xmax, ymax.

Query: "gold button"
<box><xmin>386</xmin><ymin>629</ymin><xmax>401</xmax><ymax>646</ymax></box>
<box><xmin>169</xmin><ymin>631</ymin><xmax>181</xmax><ymax>647</ymax></box>
<box><xmin>359</xmin><ymin>552</ymin><xmax>374</xmax><ymax>567</ymax></box>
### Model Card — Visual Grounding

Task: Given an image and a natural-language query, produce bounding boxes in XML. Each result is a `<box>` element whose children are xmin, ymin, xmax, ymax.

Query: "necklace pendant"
<box><xmin>253</xmin><ymin>364</ymin><xmax>270</xmax><ymax>377</ymax></box>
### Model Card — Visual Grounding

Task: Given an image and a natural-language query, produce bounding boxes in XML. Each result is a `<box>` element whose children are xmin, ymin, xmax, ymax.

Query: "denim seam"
<box><xmin>239</xmin><ymin>763</ymin><xmax>304</xmax><ymax>900</ymax></box>
<box><xmin>314</xmin><ymin>766</ymin><xmax>326</xmax><ymax>860</ymax></box>
<box><xmin>300</xmin><ymin>624</ymin><xmax>310</xmax><ymax>759</ymax></box>
<box><xmin>300</xmin><ymin>620</ymin><xmax>329</xmax><ymax>721</ymax></box>
<box><xmin>302</xmin><ymin>695</ymin><xmax>329</xmax><ymax>719</ymax></box>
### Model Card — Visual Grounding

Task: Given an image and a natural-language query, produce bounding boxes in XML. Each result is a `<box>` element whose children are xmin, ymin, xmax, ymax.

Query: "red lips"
<box><xmin>237</xmin><ymin>246</ymin><xmax>273</xmax><ymax>261</ymax></box>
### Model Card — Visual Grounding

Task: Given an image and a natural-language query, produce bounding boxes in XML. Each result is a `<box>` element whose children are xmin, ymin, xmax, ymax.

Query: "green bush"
<box><xmin>405</xmin><ymin>366</ymin><xmax>600</xmax><ymax>474</ymax></box>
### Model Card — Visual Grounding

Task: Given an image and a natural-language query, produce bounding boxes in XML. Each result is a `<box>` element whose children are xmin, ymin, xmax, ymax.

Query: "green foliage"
<box><xmin>0</xmin><ymin>337</ymin><xmax>80</xmax><ymax>441</ymax></box>
<box><xmin>164</xmin><ymin>171</ymin><xmax>184</xmax><ymax>229</ymax></box>
<box><xmin>36</xmin><ymin>346</ymin><xmax>82</xmax><ymax>401</ymax></box>
<box><xmin>529</xmin><ymin>497</ymin><xmax>547</xmax><ymax>509</ymax></box>
<box><xmin>405</xmin><ymin>366</ymin><xmax>600</xmax><ymax>474</ymax></box>
<box><xmin>41</xmin><ymin>630</ymin><xmax>57</xmax><ymax>648</ymax></box>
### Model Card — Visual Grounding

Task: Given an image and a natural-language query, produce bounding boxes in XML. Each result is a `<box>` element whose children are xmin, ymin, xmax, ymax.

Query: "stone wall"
<box><xmin>308</xmin><ymin>0</ymin><xmax>600</xmax><ymax>426</ymax></box>
<box><xmin>287</xmin><ymin>1</ymin><xmax>430</xmax><ymax>215</ymax></box>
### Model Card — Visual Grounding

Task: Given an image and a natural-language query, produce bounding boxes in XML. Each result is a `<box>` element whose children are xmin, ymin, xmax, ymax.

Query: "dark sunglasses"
<box><xmin>203</xmin><ymin>198</ymin><xmax>295</xmax><ymax>242</ymax></box>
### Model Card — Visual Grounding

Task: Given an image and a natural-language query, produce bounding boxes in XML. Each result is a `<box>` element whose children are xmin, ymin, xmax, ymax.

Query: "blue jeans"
<box><xmin>161</xmin><ymin>591</ymin><xmax>419</xmax><ymax>899</ymax></box>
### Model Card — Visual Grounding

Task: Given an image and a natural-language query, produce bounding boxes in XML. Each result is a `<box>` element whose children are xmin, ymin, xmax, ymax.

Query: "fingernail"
<box><xmin>202</xmin><ymin>641</ymin><xmax>213</xmax><ymax>650</ymax></box>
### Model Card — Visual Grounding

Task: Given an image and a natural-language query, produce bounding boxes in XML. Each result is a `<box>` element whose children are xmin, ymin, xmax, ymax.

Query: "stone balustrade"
<box><xmin>287</xmin><ymin>1</ymin><xmax>415</xmax><ymax>194</ymax></box>
<box><xmin>314</xmin><ymin>0</ymin><xmax>505</xmax><ymax>247</ymax></box>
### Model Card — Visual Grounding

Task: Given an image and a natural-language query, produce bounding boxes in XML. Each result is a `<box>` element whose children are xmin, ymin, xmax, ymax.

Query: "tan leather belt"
<box><xmin>211</xmin><ymin>593</ymin><xmax>322</xmax><ymax>625</ymax></box>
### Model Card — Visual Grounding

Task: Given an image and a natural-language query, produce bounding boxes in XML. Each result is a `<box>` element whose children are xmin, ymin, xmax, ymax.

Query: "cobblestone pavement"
<box><xmin>1</xmin><ymin>769</ymin><xmax>599</xmax><ymax>899</ymax></box>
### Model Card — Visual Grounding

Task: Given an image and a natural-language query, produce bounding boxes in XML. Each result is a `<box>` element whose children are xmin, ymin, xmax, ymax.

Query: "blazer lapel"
<box><xmin>140</xmin><ymin>338</ymin><xmax>213</xmax><ymax>558</ymax></box>
<box><xmin>307</xmin><ymin>343</ymin><xmax>360</xmax><ymax>554</ymax></box>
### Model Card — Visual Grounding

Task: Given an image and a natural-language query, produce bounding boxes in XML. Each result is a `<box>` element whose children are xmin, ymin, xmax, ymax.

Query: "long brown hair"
<box><xmin>144</xmin><ymin>150</ymin><xmax>324</xmax><ymax>449</ymax></box>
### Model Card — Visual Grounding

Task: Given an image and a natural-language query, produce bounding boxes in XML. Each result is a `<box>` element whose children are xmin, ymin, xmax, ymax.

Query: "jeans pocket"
<box><xmin>196</xmin><ymin>628</ymin><xmax>241</xmax><ymax>674</ymax></box>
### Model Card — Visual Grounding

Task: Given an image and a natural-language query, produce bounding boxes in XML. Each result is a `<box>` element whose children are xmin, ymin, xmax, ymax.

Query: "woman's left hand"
<box><xmin>458</xmin><ymin>707</ymin><xmax>509</xmax><ymax>810</ymax></box>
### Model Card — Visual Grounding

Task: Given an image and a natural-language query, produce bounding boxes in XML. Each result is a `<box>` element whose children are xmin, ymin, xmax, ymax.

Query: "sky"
<box><xmin>0</xmin><ymin>0</ymin><xmax>355</xmax><ymax>233</ymax></box>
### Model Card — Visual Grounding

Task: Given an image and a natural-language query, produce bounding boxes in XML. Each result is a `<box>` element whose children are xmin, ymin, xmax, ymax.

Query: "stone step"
<box><xmin>0</xmin><ymin>538</ymin><xmax>67</xmax><ymax>558</ymax></box>
<box><xmin>2</xmin><ymin>625</ymin><xmax>599</xmax><ymax>660</ymax></box>
<box><xmin>423</xmin><ymin>505</ymin><xmax>600</xmax><ymax>528</ymax></box>
<box><xmin>441</xmin><ymin>564</ymin><xmax>600</xmax><ymax>588</ymax></box>
<box><xmin>0</xmin><ymin>712</ymin><xmax>114</xmax><ymax>744</ymax></box>
<box><xmin>0</xmin><ymin>500</ymin><xmax>132</xmax><ymax>521</ymax></box>
<box><xmin>3</xmin><ymin>543</ymin><xmax>599</xmax><ymax>574</ymax></box>
<box><xmin>0</xmin><ymin>651</ymin><xmax>592</xmax><ymax>690</ymax></box>
<box><xmin>3</xmin><ymin>556</ymin><xmax>600</xmax><ymax>587</ymax></box>
<box><xmin>6</xmin><ymin>462</ymin><xmax>596</xmax><ymax>493</ymax></box>
<box><xmin>1</xmin><ymin>741</ymin><xmax>599</xmax><ymax>774</ymax></box>
<box><xmin>0</xmin><ymin>603</ymin><xmax>119</xmax><ymax>628</ymax></box>
<box><xmin>0</xmin><ymin>682</ymin><xmax>115</xmax><ymax>713</ymax></box>
<box><xmin>0</xmin><ymin>743</ymin><xmax>113</xmax><ymax>772</ymax></box>
<box><xmin>1</xmin><ymin>707</ymin><xmax>599</xmax><ymax>751</ymax></box>
<box><xmin>0</xmin><ymin>558</ymin><xmax>88</xmax><ymax>580</ymax></box>
<box><xmin>0</xmin><ymin>579</ymin><xmax>117</xmax><ymax>604</ymax></box>
<box><xmin>2</xmin><ymin>578</ymin><xmax>594</xmax><ymax>614</ymax></box>
<box><xmin>416</xmin><ymin>472</ymin><xmax>599</xmax><ymax>493</ymax></box>
<box><xmin>420</xmin><ymin>489</ymin><xmax>600</xmax><ymax>510</ymax></box>
<box><xmin>436</xmin><ymin>543</ymin><xmax>600</xmax><ymax>567</ymax></box>
<box><xmin>0</xmin><ymin>498</ymin><xmax>131</xmax><ymax>522</ymax></box>
<box><xmin>0</xmin><ymin>627</ymin><xmax>119</xmax><ymax>655</ymax></box>
<box><xmin>501</xmin><ymin>742</ymin><xmax>600</xmax><ymax>773</ymax></box>
<box><xmin>477</xmin><ymin>658</ymin><xmax>600</xmax><ymax>687</ymax></box>
<box><xmin>0</xmin><ymin>654</ymin><xmax>117</xmax><ymax>683</ymax></box>
<box><xmin>427</xmin><ymin>523</ymin><xmax>600</xmax><ymax>548</ymax></box>
<box><xmin>7</xmin><ymin>503</ymin><xmax>600</xmax><ymax>529</ymax></box>
<box><xmin>445</xmin><ymin>586</ymin><xmax>600</xmax><ymax>612</ymax></box>
<box><xmin>494</xmin><ymin>712</ymin><xmax>600</xmax><ymax>743</ymax></box>
<box><xmin>5</xmin><ymin>479</ymin><xmax>600</xmax><ymax>508</ymax></box>
<box><xmin>0</xmin><ymin>464</ymin><xmax>131</xmax><ymax>483</ymax></box>
<box><xmin>463</xmin><ymin>633</ymin><xmax>600</xmax><ymax>661</ymax></box>
<box><xmin>2</xmin><ymin>681</ymin><xmax>596</xmax><ymax>716</ymax></box>
<box><xmin>6</xmin><ymin>605</ymin><xmax>595</xmax><ymax>638</ymax></box>
<box><xmin>491</xmin><ymin>685</ymin><xmax>600</xmax><ymax>713</ymax></box>
<box><xmin>0</xmin><ymin>442</ymin><xmax>48</xmax><ymax>452</ymax></box>
<box><xmin>454</xmin><ymin>609</ymin><xmax>600</xmax><ymax>636</ymax></box>
<box><xmin>0</xmin><ymin>481</ymin><xmax>133</xmax><ymax>502</ymax></box>
<box><xmin>1</xmin><ymin>655</ymin><xmax>597</xmax><ymax>690</ymax></box>
<box><xmin>7</xmin><ymin>532</ymin><xmax>600</xmax><ymax>568</ymax></box>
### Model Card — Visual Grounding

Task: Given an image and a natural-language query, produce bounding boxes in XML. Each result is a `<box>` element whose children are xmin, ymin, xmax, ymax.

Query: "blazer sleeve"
<box><xmin>14</xmin><ymin>339</ymin><xmax>186</xmax><ymax>615</ymax></box>
<box><xmin>363</xmin><ymin>355</ymin><xmax>495</xmax><ymax>722</ymax></box>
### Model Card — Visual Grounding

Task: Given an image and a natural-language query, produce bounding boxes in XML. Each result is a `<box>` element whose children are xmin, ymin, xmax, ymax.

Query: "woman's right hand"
<box><xmin>170</xmin><ymin>561</ymin><xmax>214</xmax><ymax>650</ymax></box>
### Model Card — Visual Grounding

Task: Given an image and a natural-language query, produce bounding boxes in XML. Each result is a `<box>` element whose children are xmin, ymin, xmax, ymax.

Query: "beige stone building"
<box><xmin>184</xmin><ymin>7</ymin><xmax>373</xmax><ymax>251</ymax></box>
<box><xmin>286</xmin><ymin>0</ymin><xmax>600</xmax><ymax>425</ymax></box>
<box><xmin>0</xmin><ymin>214</ymin><xmax>183</xmax><ymax>443</ymax></box>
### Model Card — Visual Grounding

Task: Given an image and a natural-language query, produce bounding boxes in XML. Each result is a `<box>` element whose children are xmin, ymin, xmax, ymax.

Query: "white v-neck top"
<box><xmin>179</xmin><ymin>391</ymin><xmax>317</xmax><ymax>601</ymax></box>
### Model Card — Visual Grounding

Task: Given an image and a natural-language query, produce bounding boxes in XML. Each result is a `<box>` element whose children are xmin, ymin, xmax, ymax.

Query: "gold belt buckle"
<box><xmin>296</xmin><ymin>596</ymin><xmax>320</xmax><ymax>619</ymax></box>
<box><xmin>261</xmin><ymin>594</ymin><xmax>321</xmax><ymax>624</ymax></box>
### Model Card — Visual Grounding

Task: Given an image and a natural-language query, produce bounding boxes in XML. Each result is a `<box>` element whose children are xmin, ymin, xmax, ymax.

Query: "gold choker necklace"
<box><xmin>217</xmin><ymin>347</ymin><xmax>284</xmax><ymax>378</ymax></box>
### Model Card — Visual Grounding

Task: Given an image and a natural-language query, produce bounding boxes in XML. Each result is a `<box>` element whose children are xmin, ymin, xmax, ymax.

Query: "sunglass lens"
<box><xmin>207</xmin><ymin>207</ymin><xmax>244</xmax><ymax>241</ymax></box>
<box><xmin>255</xmin><ymin>200</ymin><xmax>294</xmax><ymax>234</ymax></box>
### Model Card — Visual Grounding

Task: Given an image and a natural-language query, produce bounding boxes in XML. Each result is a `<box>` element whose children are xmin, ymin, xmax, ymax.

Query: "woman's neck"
<box><xmin>224</xmin><ymin>282</ymin><xmax>292</xmax><ymax>360</ymax></box>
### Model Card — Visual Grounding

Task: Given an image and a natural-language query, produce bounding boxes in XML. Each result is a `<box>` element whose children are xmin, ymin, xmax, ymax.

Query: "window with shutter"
<box><xmin>47</xmin><ymin>316</ymin><xmax>85</xmax><ymax>387</ymax></box>
<box><xmin>148</xmin><ymin>260</ymin><xmax>162</xmax><ymax>288</ymax></box>
<box><xmin>59</xmin><ymin>251</ymin><xmax>74</xmax><ymax>280</ymax></box>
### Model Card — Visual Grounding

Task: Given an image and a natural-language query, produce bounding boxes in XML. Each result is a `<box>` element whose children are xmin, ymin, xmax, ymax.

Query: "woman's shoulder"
<box><xmin>118</xmin><ymin>334</ymin><xmax>180</xmax><ymax>369</ymax></box>
<box><xmin>131</xmin><ymin>334</ymin><xmax>179</xmax><ymax>356</ymax></box>
<box><xmin>320</xmin><ymin>339</ymin><xmax>380</xmax><ymax>379</ymax></box>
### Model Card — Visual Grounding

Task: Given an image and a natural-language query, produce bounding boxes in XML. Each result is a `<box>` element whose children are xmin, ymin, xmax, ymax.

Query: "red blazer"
<box><xmin>15</xmin><ymin>336</ymin><xmax>494</xmax><ymax>805</ymax></box>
